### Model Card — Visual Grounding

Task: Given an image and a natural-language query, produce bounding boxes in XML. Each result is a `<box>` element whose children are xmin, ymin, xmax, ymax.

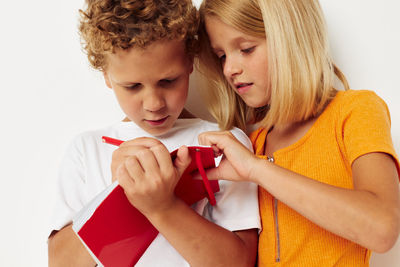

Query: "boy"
<box><xmin>48</xmin><ymin>0</ymin><xmax>260</xmax><ymax>266</ymax></box>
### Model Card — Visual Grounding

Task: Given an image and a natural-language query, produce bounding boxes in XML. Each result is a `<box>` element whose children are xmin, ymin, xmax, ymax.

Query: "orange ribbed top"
<box><xmin>251</xmin><ymin>90</ymin><xmax>399</xmax><ymax>266</ymax></box>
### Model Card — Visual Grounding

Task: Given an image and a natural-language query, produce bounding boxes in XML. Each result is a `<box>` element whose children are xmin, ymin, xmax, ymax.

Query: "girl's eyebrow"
<box><xmin>211</xmin><ymin>46</ymin><xmax>221</xmax><ymax>54</ymax></box>
<box><xmin>211</xmin><ymin>36</ymin><xmax>256</xmax><ymax>51</ymax></box>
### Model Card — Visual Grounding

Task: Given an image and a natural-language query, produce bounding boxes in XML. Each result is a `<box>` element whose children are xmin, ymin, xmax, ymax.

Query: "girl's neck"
<box><xmin>264</xmin><ymin>117</ymin><xmax>318</xmax><ymax>157</ymax></box>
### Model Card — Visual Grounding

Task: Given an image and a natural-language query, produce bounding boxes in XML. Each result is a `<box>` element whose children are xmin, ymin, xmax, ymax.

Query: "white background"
<box><xmin>0</xmin><ymin>0</ymin><xmax>399</xmax><ymax>266</ymax></box>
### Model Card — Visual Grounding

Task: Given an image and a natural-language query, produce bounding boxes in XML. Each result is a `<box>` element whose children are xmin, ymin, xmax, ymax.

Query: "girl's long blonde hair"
<box><xmin>197</xmin><ymin>0</ymin><xmax>349</xmax><ymax>131</ymax></box>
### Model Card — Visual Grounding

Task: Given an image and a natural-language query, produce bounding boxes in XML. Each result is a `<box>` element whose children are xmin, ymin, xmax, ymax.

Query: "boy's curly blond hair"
<box><xmin>79</xmin><ymin>0</ymin><xmax>199</xmax><ymax>71</ymax></box>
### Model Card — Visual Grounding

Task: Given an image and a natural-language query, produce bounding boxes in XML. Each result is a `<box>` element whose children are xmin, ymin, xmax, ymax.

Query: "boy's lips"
<box><xmin>145</xmin><ymin>116</ymin><xmax>169</xmax><ymax>126</ymax></box>
<box><xmin>235</xmin><ymin>82</ymin><xmax>253</xmax><ymax>94</ymax></box>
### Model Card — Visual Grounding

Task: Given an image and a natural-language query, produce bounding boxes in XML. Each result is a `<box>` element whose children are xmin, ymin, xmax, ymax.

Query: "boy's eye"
<box><xmin>241</xmin><ymin>46</ymin><xmax>255</xmax><ymax>54</ymax></box>
<box><xmin>125</xmin><ymin>83</ymin><xmax>141</xmax><ymax>90</ymax></box>
<box><xmin>159</xmin><ymin>78</ymin><xmax>177</xmax><ymax>87</ymax></box>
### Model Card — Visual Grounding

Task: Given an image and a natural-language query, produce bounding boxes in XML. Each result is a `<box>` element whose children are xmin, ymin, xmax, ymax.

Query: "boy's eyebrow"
<box><xmin>116</xmin><ymin>81</ymin><xmax>140</xmax><ymax>86</ymax></box>
<box><xmin>112</xmin><ymin>73</ymin><xmax>180</xmax><ymax>86</ymax></box>
<box><xmin>111</xmin><ymin>77</ymin><xmax>139</xmax><ymax>86</ymax></box>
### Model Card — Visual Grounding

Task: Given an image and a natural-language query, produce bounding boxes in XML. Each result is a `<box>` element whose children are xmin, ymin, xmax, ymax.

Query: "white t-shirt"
<box><xmin>50</xmin><ymin>118</ymin><xmax>260</xmax><ymax>267</ymax></box>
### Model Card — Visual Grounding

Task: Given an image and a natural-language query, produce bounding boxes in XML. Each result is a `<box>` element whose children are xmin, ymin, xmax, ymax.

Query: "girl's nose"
<box><xmin>223</xmin><ymin>56</ymin><xmax>242</xmax><ymax>78</ymax></box>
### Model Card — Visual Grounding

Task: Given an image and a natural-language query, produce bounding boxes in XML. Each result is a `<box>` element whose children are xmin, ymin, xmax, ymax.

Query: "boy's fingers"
<box><xmin>124</xmin><ymin>156</ymin><xmax>144</xmax><ymax>181</ymax></box>
<box><xmin>117</xmin><ymin>163</ymin><xmax>135</xmax><ymax>189</ymax></box>
<box><xmin>135</xmin><ymin>148</ymin><xmax>160</xmax><ymax>175</ymax></box>
<box><xmin>120</xmin><ymin>137</ymin><xmax>162</xmax><ymax>148</ymax></box>
<box><xmin>174</xmin><ymin>146</ymin><xmax>192</xmax><ymax>178</ymax></box>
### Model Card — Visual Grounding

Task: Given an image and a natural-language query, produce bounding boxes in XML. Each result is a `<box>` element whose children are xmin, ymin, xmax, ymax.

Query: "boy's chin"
<box><xmin>141</xmin><ymin>122</ymin><xmax>174</xmax><ymax>137</ymax></box>
<box><xmin>145</xmin><ymin>128</ymin><xmax>172</xmax><ymax>137</ymax></box>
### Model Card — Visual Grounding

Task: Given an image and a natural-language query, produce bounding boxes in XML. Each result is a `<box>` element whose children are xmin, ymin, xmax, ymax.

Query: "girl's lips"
<box><xmin>236</xmin><ymin>83</ymin><xmax>253</xmax><ymax>94</ymax></box>
<box><xmin>145</xmin><ymin>116</ymin><xmax>169</xmax><ymax>126</ymax></box>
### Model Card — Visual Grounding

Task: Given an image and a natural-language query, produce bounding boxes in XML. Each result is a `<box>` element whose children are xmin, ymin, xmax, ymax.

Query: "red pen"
<box><xmin>102</xmin><ymin>136</ymin><xmax>124</xmax><ymax>146</ymax></box>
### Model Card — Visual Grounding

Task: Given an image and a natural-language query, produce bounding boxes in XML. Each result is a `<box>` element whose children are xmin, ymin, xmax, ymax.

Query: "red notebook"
<box><xmin>72</xmin><ymin>144</ymin><xmax>219</xmax><ymax>267</ymax></box>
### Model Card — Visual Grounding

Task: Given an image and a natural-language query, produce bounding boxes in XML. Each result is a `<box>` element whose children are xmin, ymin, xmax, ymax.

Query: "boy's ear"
<box><xmin>103</xmin><ymin>71</ymin><xmax>112</xmax><ymax>89</ymax></box>
<box><xmin>189</xmin><ymin>64</ymin><xmax>194</xmax><ymax>74</ymax></box>
<box><xmin>188</xmin><ymin>56</ymin><xmax>194</xmax><ymax>74</ymax></box>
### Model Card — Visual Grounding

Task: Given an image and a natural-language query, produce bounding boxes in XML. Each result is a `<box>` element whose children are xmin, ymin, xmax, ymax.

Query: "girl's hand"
<box><xmin>198</xmin><ymin>131</ymin><xmax>259</xmax><ymax>182</ymax></box>
<box><xmin>111</xmin><ymin>137</ymin><xmax>191</xmax><ymax>217</ymax></box>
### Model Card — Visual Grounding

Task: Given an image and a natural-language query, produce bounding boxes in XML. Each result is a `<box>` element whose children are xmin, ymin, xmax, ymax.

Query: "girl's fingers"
<box><xmin>198</xmin><ymin>131</ymin><xmax>234</xmax><ymax>150</ymax></box>
<box><xmin>193</xmin><ymin>165</ymin><xmax>221</xmax><ymax>181</ymax></box>
<box><xmin>211</xmin><ymin>144</ymin><xmax>223</xmax><ymax>157</ymax></box>
<box><xmin>198</xmin><ymin>131</ymin><xmax>220</xmax><ymax>146</ymax></box>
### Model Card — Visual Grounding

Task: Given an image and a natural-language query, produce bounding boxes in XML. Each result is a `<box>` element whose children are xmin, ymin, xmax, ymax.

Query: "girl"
<box><xmin>196</xmin><ymin>0</ymin><xmax>400</xmax><ymax>266</ymax></box>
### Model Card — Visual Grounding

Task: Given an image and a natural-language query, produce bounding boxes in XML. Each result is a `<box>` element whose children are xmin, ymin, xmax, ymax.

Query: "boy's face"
<box><xmin>104</xmin><ymin>39</ymin><xmax>193</xmax><ymax>136</ymax></box>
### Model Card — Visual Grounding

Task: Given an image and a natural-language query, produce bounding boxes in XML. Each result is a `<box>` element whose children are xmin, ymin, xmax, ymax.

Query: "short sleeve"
<box><xmin>203</xmin><ymin>127</ymin><xmax>261</xmax><ymax>232</ymax></box>
<box><xmin>48</xmin><ymin>136</ymin><xmax>88</xmax><ymax>236</ymax></box>
<box><xmin>342</xmin><ymin>91</ymin><xmax>399</xmax><ymax>171</ymax></box>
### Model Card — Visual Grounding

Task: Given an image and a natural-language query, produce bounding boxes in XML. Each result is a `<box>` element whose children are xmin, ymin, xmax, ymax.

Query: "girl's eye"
<box><xmin>218</xmin><ymin>54</ymin><xmax>226</xmax><ymax>62</ymax></box>
<box><xmin>241</xmin><ymin>46</ymin><xmax>255</xmax><ymax>54</ymax></box>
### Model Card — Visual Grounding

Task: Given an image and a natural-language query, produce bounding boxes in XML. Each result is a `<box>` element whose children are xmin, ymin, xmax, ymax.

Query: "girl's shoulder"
<box><xmin>332</xmin><ymin>89</ymin><xmax>386</xmax><ymax>110</ymax></box>
<box><xmin>323</xmin><ymin>89</ymin><xmax>389</xmax><ymax>120</ymax></box>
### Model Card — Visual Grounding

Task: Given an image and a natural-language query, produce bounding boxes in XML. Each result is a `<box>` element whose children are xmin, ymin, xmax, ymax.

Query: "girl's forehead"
<box><xmin>205</xmin><ymin>16</ymin><xmax>263</xmax><ymax>47</ymax></box>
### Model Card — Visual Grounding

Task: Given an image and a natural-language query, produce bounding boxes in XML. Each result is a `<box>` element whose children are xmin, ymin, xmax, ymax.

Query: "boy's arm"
<box><xmin>146</xmin><ymin>199</ymin><xmax>258</xmax><ymax>267</ymax></box>
<box><xmin>115</xmin><ymin>137</ymin><xmax>258</xmax><ymax>267</ymax></box>
<box><xmin>48</xmin><ymin>224</ymin><xmax>96</xmax><ymax>267</ymax></box>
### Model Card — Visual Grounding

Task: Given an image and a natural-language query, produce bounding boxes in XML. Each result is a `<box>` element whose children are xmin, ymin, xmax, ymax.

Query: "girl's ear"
<box><xmin>103</xmin><ymin>71</ymin><xmax>112</xmax><ymax>89</ymax></box>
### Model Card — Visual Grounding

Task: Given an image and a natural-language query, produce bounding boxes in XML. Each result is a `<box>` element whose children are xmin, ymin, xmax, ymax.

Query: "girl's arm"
<box><xmin>253</xmin><ymin>152</ymin><xmax>400</xmax><ymax>252</ymax></box>
<box><xmin>113</xmin><ymin>137</ymin><xmax>258</xmax><ymax>267</ymax></box>
<box><xmin>48</xmin><ymin>225</ymin><xmax>96</xmax><ymax>267</ymax></box>
<box><xmin>199</xmin><ymin>131</ymin><xmax>400</xmax><ymax>253</ymax></box>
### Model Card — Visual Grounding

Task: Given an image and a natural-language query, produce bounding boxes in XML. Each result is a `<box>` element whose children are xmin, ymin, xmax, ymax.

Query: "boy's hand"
<box><xmin>111</xmin><ymin>137</ymin><xmax>163</xmax><ymax>181</ymax></box>
<box><xmin>111</xmin><ymin>137</ymin><xmax>191</xmax><ymax>217</ymax></box>
<box><xmin>198</xmin><ymin>131</ymin><xmax>258</xmax><ymax>182</ymax></box>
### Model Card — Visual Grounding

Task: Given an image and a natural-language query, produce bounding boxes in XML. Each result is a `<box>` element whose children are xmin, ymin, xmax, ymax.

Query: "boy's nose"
<box><xmin>143</xmin><ymin>90</ymin><xmax>166</xmax><ymax>112</ymax></box>
<box><xmin>223</xmin><ymin>56</ymin><xmax>242</xmax><ymax>79</ymax></box>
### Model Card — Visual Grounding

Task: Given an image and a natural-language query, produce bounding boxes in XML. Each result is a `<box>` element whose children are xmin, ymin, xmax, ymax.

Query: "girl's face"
<box><xmin>205</xmin><ymin>16</ymin><xmax>270</xmax><ymax>108</ymax></box>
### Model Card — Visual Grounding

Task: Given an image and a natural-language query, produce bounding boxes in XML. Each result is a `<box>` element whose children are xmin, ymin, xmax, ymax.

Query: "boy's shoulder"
<box><xmin>173</xmin><ymin>118</ymin><xmax>248</xmax><ymax>138</ymax></box>
<box><xmin>176</xmin><ymin>118</ymin><xmax>252</xmax><ymax>149</ymax></box>
<box><xmin>173</xmin><ymin>118</ymin><xmax>219</xmax><ymax>132</ymax></box>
